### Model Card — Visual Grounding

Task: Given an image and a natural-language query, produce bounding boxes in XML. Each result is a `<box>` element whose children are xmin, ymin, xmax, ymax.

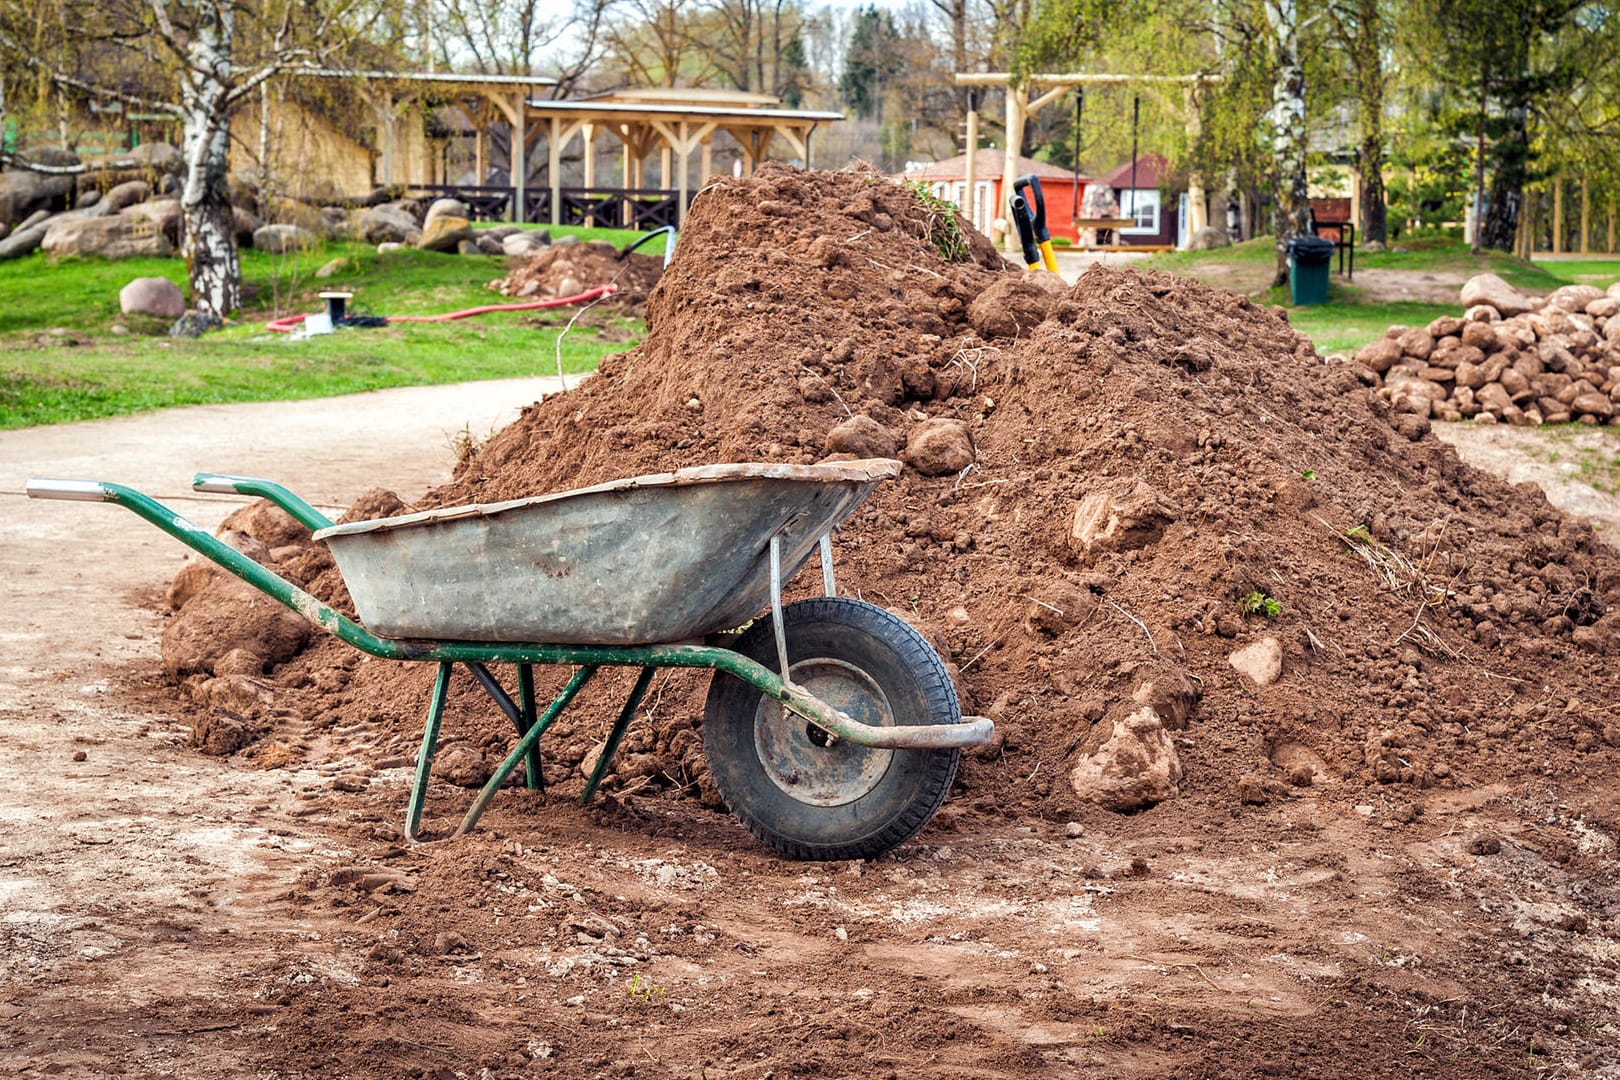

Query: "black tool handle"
<box><xmin>1008</xmin><ymin>195</ymin><xmax>1040</xmax><ymax>268</ymax></box>
<box><xmin>1013</xmin><ymin>174</ymin><xmax>1049</xmax><ymax>242</ymax></box>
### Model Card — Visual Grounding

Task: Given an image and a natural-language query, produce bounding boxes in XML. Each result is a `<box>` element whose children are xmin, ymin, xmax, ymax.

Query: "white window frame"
<box><xmin>1120</xmin><ymin>188</ymin><xmax>1160</xmax><ymax>235</ymax></box>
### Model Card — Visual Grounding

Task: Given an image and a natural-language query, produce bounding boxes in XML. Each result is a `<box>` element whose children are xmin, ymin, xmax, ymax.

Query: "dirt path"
<box><xmin>3</xmin><ymin>382</ymin><xmax>1619</xmax><ymax>1078</ymax></box>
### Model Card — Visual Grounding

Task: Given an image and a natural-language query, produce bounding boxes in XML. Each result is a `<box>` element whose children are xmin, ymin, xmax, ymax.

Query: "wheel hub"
<box><xmin>754</xmin><ymin>658</ymin><xmax>894</xmax><ymax>807</ymax></box>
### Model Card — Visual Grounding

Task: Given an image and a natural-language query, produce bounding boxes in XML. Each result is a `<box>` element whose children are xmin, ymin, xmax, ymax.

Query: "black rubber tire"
<box><xmin>702</xmin><ymin>597</ymin><xmax>962</xmax><ymax>860</ymax></box>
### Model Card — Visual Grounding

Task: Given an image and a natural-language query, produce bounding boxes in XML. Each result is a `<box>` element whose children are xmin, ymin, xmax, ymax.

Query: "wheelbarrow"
<box><xmin>27</xmin><ymin>460</ymin><xmax>994</xmax><ymax>860</ymax></box>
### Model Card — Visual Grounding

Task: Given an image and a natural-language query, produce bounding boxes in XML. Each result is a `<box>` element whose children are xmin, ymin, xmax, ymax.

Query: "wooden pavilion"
<box><xmin>296</xmin><ymin>73</ymin><xmax>843</xmax><ymax>228</ymax></box>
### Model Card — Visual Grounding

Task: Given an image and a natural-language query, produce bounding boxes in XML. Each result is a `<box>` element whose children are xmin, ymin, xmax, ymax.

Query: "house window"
<box><xmin>1120</xmin><ymin>188</ymin><xmax>1160</xmax><ymax>235</ymax></box>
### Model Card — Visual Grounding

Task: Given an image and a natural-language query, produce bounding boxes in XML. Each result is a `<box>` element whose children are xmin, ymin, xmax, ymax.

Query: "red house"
<box><xmin>902</xmin><ymin>151</ymin><xmax>1091</xmax><ymax>243</ymax></box>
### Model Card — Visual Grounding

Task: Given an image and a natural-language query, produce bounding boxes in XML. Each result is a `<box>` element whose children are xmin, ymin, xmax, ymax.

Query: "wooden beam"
<box><xmin>511</xmin><ymin>93</ymin><xmax>526</xmax><ymax>223</ymax></box>
<box><xmin>955</xmin><ymin>72</ymin><xmax>1209</xmax><ymax>87</ymax></box>
<box><xmin>963</xmin><ymin>107</ymin><xmax>978</xmax><ymax>230</ymax></box>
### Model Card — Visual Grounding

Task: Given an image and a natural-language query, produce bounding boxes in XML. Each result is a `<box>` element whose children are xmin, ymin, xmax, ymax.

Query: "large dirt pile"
<box><xmin>165</xmin><ymin>163</ymin><xmax>1620</xmax><ymax>827</ymax></box>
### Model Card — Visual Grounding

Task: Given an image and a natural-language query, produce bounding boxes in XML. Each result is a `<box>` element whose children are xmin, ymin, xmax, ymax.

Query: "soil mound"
<box><xmin>490</xmin><ymin>240</ymin><xmax>663</xmax><ymax>315</ymax></box>
<box><xmin>171</xmin><ymin>163</ymin><xmax>1620</xmax><ymax>825</ymax></box>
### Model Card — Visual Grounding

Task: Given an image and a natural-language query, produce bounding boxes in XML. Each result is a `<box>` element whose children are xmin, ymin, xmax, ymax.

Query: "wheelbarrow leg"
<box><xmin>582</xmin><ymin>666</ymin><xmax>656</xmax><ymax>804</ymax></box>
<box><xmin>405</xmin><ymin>662</ymin><xmax>455</xmax><ymax>844</ymax></box>
<box><xmin>465</xmin><ymin>661</ymin><xmax>544</xmax><ymax>791</ymax></box>
<box><xmin>450</xmin><ymin>665</ymin><xmax>598</xmax><ymax>839</ymax></box>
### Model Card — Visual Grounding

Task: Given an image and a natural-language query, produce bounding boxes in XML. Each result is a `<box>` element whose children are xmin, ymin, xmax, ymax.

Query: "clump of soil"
<box><xmin>490</xmin><ymin>240</ymin><xmax>663</xmax><ymax>315</ymax></box>
<box><xmin>169</xmin><ymin>162</ymin><xmax>1620</xmax><ymax>827</ymax></box>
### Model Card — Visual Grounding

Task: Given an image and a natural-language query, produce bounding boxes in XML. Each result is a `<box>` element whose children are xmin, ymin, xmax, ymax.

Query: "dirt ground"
<box><xmin>1</xmin><ymin>375</ymin><xmax>1617</xmax><ymax>1078</ymax></box>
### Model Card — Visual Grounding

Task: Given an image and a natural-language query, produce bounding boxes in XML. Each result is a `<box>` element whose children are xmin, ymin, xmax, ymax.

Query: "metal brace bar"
<box><xmin>449</xmin><ymin>665</ymin><xmax>598</xmax><ymax>839</ymax></box>
<box><xmin>517</xmin><ymin>664</ymin><xmax>540</xmax><ymax>791</ymax></box>
<box><xmin>581</xmin><ymin>666</ymin><xmax>657</xmax><ymax>803</ymax></box>
<box><xmin>466</xmin><ymin>662</ymin><xmax>527</xmax><ymax>736</ymax></box>
<box><xmin>769</xmin><ymin>533</ymin><xmax>791</xmax><ymax>683</ymax></box>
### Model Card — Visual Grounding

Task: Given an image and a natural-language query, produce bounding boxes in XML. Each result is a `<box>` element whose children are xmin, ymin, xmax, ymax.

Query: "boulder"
<box><xmin>502</xmin><ymin>230</ymin><xmax>550</xmax><ymax>257</ymax></box>
<box><xmin>120</xmin><ymin>277</ymin><xmax>186</xmax><ymax>318</ymax></box>
<box><xmin>127</xmin><ymin>142</ymin><xmax>183</xmax><ymax>173</ymax></box>
<box><xmin>417</xmin><ymin>214</ymin><xmax>471</xmax><ymax>253</ymax></box>
<box><xmin>0</xmin><ymin>221</ymin><xmax>50</xmax><ymax>260</ymax></box>
<box><xmin>253</xmin><ymin>223</ymin><xmax>318</xmax><ymax>253</ymax></box>
<box><xmin>43</xmin><ymin>213</ymin><xmax>173</xmax><ymax>259</ymax></box>
<box><xmin>78</xmin><ymin>190</ymin><xmax>102</xmax><ymax>209</ymax></box>
<box><xmin>474</xmin><ymin>232</ymin><xmax>505</xmax><ymax>255</ymax></box>
<box><xmin>1426</xmin><ymin>315</ymin><xmax>1463</xmax><ymax>338</ymax></box>
<box><xmin>1397</xmin><ymin>327</ymin><xmax>1435</xmax><ymax>361</ymax></box>
<box><xmin>1459</xmin><ymin>273</ymin><xmax>1536</xmax><ymax>317</ymax></box>
<box><xmin>423</xmin><ymin>197</ymin><xmax>470</xmax><ymax>229</ymax></box>
<box><xmin>903</xmin><ymin>417</ymin><xmax>975</xmax><ymax>476</ymax></box>
<box><xmin>103</xmin><ymin>180</ymin><xmax>152</xmax><ymax>212</ymax></box>
<box><xmin>232</xmin><ymin>206</ymin><xmax>261</xmax><ymax>246</ymax></box>
<box><xmin>0</xmin><ymin>168</ymin><xmax>75</xmax><ymax>223</ymax></box>
<box><xmin>121</xmin><ymin>199</ymin><xmax>183</xmax><ymax>247</ymax></box>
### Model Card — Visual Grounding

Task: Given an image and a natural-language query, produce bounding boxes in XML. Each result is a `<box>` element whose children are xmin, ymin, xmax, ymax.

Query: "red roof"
<box><xmin>1099</xmin><ymin>152</ymin><xmax>1172</xmax><ymax>190</ymax></box>
<box><xmin>902</xmin><ymin>150</ymin><xmax>1088</xmax><ymax>184</ymax></box>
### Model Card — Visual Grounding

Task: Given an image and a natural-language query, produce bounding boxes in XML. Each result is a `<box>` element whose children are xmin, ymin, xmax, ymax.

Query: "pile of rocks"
<box><xmin>1353</xmin><ymin>273</ymin><xmax>1620</xmax><ymax>427</ymax></box>
<box><xmin>354</xmin><ymin>196</ymin><xmax>551</xmax><ymax>257</ymax></box>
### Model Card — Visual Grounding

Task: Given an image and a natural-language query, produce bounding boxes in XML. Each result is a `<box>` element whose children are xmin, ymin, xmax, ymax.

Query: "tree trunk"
<box><xmin>1353</xmin><ymin>0</ymin><xmax>1386</xmax><ymax>245</ymax></box>
<box><xmin>1481</xmin><ymin>100</ymin><xmax>1529</xmax><ymax>252</ymax></box>
<box><xmin>1266</xmin><ymin>0</ymin><xmax>1309</xmax><ymax>287</ymax></box>
<box><xmin>179</xmin><ymin>2</ymin><xmax>242</xmax><ymax>318</ymax></box>
<box><xmin>1470</xmin><ymin>65</ymin><xmax>1487</xmax><ymax>254</ymax></box>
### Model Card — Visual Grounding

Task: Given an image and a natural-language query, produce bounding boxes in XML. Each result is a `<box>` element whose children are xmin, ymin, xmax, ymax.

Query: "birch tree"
<box><xmin>0</xmin><ymin>0</ymin><xmax>362</xmax><ymax>318</ymax></box>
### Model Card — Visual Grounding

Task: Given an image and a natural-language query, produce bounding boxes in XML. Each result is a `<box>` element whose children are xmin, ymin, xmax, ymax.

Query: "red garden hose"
<box><xmin>266</xmin><ymin>284</ymin><xmax>619</xmax><ymax>333</ymax></box>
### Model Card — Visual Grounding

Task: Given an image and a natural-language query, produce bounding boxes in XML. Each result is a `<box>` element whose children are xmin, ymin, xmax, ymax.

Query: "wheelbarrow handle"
<box><xmin>25</xmin><ymin>479</ymin><xmax>113</xmax><ymax>502</ymax></box>
<box><xmin>191</xmin><ymin>473</ymin><xmax>335</xmax><ymax>532</ymax></box>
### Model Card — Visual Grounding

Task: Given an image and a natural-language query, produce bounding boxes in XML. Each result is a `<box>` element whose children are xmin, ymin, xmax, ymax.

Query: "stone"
<box><xmin>0</xmin><ymin>168</ymin><xmax>75</xmax><ymax>222</ymax></box>
<box><xmin>357</xmin><ymin>203</ymin><xmax>419</xmax><ymax>244</ymax></box>
<box><xmin>1229</xmin><ymin>637</ymin><xmax>1283</xmax><ymax>686</ymax></box>
<box><xmin>1068</xmin><ymin>706</ymin><xmax>1182</xmax><ymax>812</ymax></box>
<box><xmin>1547</xmin><ymin>284</ymin><xmax>1604</xmax><ymax>312</ymax></box>
<box><xmin>1460</xmin><ymin>273</ymin><xmax>1535</xmax><ymax>317</ymax></box>
<box><xmin>378</xmin><ymin>242</ymin><xmax>407</xmax><ymax>253</ymax></box>
<box><xmin>43</xmin><ymin>213</ymin><xmax>173</xmax><ymax>259</ymax></box>
<box><xmin>77</xmin><ymin>190</ymin><xmax>102</xmax><ymax>209</ymax></box>
<box><xmin>169</xmin><ymin>311</ymin><xmax>223</xmax><ymax>338</ymax></box>
<box><xmin>475</xmin><ymin>232</ymin><xmax>505</xmax><ymax>255</ymax></box>
<box><xmin>233</xmin><ymin>206</ymin><xmax>261</xmax><ymax>246</ymax></box>
<box><xmin>119</xmin><ymin>277</ymin><xmax>186</xmax><ymax>318</ymax></box>
<box><xmin>1354</xmin><ymin>338</ymin><xmax>1402</xmax><ymax>374</ymax></box>
<box><xmin>824</xmin><ymin>414</ymin><xmax>897</xmax><ymax>459</ymax></box>
<box><xmin>1460</xmin><ymin>320</ymin><xmax>1498</xmax><ymax>351</ymax></box>
<box><xmin>417</xmin><ymin>215</ymin><xmax>472</xmax><ymax>252</ymax></box>
<box><xmin>423</xmin><ymin>197</ymin><xmax>470</xmax><ymax>229</ymax></box>
<box><xmin>1571</xmin><ymin>392</ymin><xmax>1614</xmax><ymax>418</ymax></box>
<box><xmin>1452</xmin><ymin>361</ymin><xmax>1488</xmax><ymax>390</ymax></box>
<box><xmin>167</xmin><ymin>560</ymin><xmax>223</xmax><ymax>610</ymax></box>
<box><xmin>1476</xmin><ymin>383</ymin><xmax>1513</xmax><ymax>414</ymax></box>
<box><xmin>1397</xmin><ymin>327</ymin><xmax>1435</xmax><ymax>361</ymax></box>
<box><xmin>314</xmin><ymin>257</ymin><xmax>349</xmax><ymax>279</ymax></box>
<box><xmin>103</xmin><ymin>180</ymin><xmax>151</xmax><ymax>212</ymax></box>
<box><xmin>1071</xmin><ymin>480</ymin><xmax>1178</xmax><ymax>556</ymax></box>
<box><xmin>967</xmin><ymin>277</ymin><xmax>1052</xmax><ymax>339</ymax></box>
<box><xmin>503</xmin><ymin>230</ymin><xmax>550</xmax><ymax>257</ymax></box>
<box><xmin>253</xmin><ymin>223</ymin><xmax>318</xmax><ymax>253</ymax></box>
<box><xmin>904</xmin><ymin>417</ymin><xmax>974</xmax><ymax>476</ymax></box>
<box><xmin>1426</xmin><ymin>315</ymin><xmax>1463</xmax><ymax>338</ymax></box>
<box><xmin>1464</xmin><ymin>304</ymin><xmax>1500</xmax><ymax>323</ymax></box>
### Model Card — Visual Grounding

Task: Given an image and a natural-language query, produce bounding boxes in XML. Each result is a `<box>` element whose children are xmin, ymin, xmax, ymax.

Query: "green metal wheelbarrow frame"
<box><xmin>27</xmin><ymin>473</ymin><xmax>993</xmax><ymax>844</ymax></box>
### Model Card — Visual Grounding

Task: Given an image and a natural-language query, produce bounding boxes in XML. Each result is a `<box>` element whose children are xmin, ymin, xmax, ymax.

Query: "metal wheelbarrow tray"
<box><xmin>28</xmin><ymin>461</ymin><xmax>995</xmax><ymax>860</ymax></box>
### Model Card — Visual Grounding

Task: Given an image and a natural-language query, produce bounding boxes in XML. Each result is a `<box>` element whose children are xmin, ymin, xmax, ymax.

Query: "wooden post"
<box><xmin>548</xmin><ymin>115</ymin><xmax>562</xmax><ymax>227</ymax></box>
<box><xmin>511</xmin><ymin>93</ymin><xmax>526</xmax><ymax>224</ymax></box>
<box><xmin>676</xmin><ymin>120</ymin><xmax>689</xmax><ymax>227</ymax></box>
<box><xmin>1580</xmin><ymin>176</ymin><xmax>1590</xmax><ymax>254</ymax></box>
<box><xmin>1000</xmin><ymin>82</ymin><xmax>1028</xmax><ymax>250</ymax></box>
<box><xmin>962</xmin><ymin>107</ymin><xmax>978</xmax><ymax>230</ymax></box>
<box><xmin>1552</xmin><ymin>176</ymin><xmax>1564</xmax><ymax>254</ymax></box>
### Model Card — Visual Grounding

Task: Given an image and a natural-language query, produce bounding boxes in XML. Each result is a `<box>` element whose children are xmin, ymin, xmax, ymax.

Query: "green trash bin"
<box><xmin>1288</xmin><ymin>235</ymin><xmax>1335</xmax><ymax>305</ymax></box>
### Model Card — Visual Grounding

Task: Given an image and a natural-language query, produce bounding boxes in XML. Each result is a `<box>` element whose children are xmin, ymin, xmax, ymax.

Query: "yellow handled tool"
<box><xmin>1013</xmin><ymin>174</ymin><xmax>1060</xmax><ymax>273</ymax></box>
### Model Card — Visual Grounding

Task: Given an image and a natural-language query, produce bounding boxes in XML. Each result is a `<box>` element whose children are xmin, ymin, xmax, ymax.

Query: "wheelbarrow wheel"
<box><xmin>703</xmin><ymin>597</ymin><xmax>962</xmax><ymax>860</ymax></box>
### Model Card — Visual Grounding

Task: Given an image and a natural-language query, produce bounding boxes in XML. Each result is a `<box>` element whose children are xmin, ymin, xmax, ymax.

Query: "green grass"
<box><xmin>1531</xmin><ymin>424</ymin><xmax>1620</xmax><ymax>494</ymax></box>
<box><xmin>1534</xmin><ymin>258</ymin><xmax>1620</xmax><ymax>288</ymax></box>
<box><xmin>1277</xmin><ymin>297</ymin><xmax>1458</xmax><ymax>354</ymax></box>
<box><xmin>0</xmin><ymin>225</ymin><xmax>651</xmax><ymax>430</ymax></box>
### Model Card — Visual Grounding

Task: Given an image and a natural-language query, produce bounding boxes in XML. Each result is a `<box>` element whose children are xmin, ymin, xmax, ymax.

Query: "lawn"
<box><xmin>0</xmin><ymin>225</ymin><xmax>654</xmax><ymax>430</ymax></box>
